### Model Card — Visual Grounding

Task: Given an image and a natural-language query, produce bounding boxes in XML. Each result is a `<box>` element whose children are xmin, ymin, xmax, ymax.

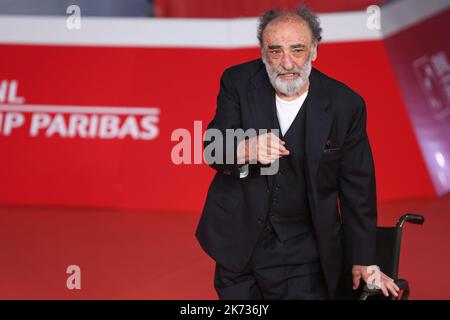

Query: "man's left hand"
<box><xmin>352</xmin><ymin>265</ymin><xmax>400</xmax><ymax>297</ymax></box>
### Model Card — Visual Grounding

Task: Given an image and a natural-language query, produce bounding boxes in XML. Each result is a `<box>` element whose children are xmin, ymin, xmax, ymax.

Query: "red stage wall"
<box><xmin>0</xmin><ymin>38</ymin><xmax>435</xmax><ymax>212</ymax></box>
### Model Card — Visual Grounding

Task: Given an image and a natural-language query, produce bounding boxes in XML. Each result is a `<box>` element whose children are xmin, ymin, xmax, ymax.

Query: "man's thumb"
<box><xmin>353</xmin><ymin>273</ymin><xmax>361</xmax><ymax>290</ymax></box>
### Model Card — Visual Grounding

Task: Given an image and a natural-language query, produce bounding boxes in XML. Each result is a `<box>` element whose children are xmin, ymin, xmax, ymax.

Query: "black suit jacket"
<box><xmin>196</xmin><ymin>58</ymin><xmax>377</xmax><ymax>298</ymax></box>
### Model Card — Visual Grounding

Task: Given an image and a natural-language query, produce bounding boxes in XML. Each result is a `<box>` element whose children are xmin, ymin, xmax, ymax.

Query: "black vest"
<box><xmin>266</xmin><ymin>96</ymin><xmax>314</xmax><ymax>242</ymax></box>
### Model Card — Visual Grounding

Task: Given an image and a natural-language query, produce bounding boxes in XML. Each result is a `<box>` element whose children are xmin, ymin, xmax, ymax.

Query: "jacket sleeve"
<box><xmin>203</xmin><ymin>69</ymin><xmax>250</xmax><ymax>178</ymax></box>
<box><xmin>338</xmin><ymin>96</ymin><xmax>377</xmax><ymax>266</ymax></box>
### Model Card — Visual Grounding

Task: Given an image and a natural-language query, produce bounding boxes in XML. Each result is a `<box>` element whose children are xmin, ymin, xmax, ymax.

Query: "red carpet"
<box><xmin>0</xmin><ymin>194</ymin><xmax>449</xmax><ymax>299</ymax></box>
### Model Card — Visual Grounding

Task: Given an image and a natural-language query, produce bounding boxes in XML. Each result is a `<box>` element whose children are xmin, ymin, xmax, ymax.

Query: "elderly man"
<box><xmin>196</xmin><ymin>6</ymin><xmax>399</xmax><ymax>299</ymax></box>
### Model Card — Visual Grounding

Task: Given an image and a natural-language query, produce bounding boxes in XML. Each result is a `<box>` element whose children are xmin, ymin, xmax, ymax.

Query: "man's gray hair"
<box><xmin>257</xmin><ymin>6</ymin><xmax>322</xmax><ymax>47</ymax></box>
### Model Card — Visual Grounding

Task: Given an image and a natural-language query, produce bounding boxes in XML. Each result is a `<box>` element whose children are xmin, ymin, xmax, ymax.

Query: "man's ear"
<box><xmin>311</xmin><ymin>46</ymin><xmax>318</xmax><ymax>62</ymax></box>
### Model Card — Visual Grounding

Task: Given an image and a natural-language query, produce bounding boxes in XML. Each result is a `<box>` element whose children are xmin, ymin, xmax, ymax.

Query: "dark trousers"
<box><xmin>214</xmin><ymin>222</ymin><xmax>329</xmax><ymax>300</ymax></box>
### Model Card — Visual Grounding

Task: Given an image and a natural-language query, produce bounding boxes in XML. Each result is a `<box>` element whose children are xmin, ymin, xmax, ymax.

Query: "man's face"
<box><xmin>262</xmin><ymin>18</ymin><xmax>317</xmax><ymax>97</ymax></box>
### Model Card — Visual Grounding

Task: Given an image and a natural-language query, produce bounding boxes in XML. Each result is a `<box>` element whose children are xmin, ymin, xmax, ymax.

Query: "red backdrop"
<box><xmin>0</xmin><ymin>39</ymin><xmax>435</xmax><ymax>212</ymax></box>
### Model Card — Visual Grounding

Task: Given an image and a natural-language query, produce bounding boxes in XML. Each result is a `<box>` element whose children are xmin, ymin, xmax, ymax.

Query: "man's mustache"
<box><xmin>275</xmin><ymin>67</ymin><xmax>303</xmax><ymax>77</ymax></box>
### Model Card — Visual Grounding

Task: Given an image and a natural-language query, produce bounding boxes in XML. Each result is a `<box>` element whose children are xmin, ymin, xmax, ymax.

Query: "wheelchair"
<box><xmin>359</xmin><ymin>213</ymin><xmax>425</xmax><ymax>300</ymax></box>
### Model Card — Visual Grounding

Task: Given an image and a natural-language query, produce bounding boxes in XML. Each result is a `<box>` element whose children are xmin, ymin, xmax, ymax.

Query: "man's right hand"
<box><xmin>237</xmin><ymin>132</ymin><xmax>290</xmax><ymax>165</ymax></box>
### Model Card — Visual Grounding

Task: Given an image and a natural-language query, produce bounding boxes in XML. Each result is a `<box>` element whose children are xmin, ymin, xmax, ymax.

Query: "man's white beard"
<box><xmin>263</xmin><ymin>54</ymin><xmax>313</xmax><ymax>97</ymax></box>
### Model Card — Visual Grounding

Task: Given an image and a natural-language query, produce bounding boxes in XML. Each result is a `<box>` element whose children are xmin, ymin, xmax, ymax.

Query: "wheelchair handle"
<box><xmin>397</xmin><ymin>213</ymin><xmax>425</xmax><ymax>228</ymax></box>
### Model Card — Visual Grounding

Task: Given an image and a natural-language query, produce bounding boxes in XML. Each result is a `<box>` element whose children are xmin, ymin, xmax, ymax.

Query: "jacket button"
<box><xmin>270</xmin><ymin>213</ymin><xmax>275</xmax><ymax>218</ymax></box>
<box><xmin>272</xmin><ymin>198</ymin><xmax>278</xmax><ymax>204</ymax></box>
<box><xmin>257</xmin><ymin>219</ymin><xmax>263</xmax><ymax>225</ymax></box>
<box><xmin>275</xmin><ymin>184</ymin><xmax>281</xmax><ymax>190</ymax></box>
<box><xmin>266</xmin><ymin>189</ymin><xmax>270</xmax><ymax>193</ymax></box>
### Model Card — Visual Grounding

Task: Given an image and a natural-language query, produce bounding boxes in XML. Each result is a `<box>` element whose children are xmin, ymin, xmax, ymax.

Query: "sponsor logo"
<box><xmin>0</xmin><ymin>80</ymin><xmax>160</xmax><ymax>140</ymax></box>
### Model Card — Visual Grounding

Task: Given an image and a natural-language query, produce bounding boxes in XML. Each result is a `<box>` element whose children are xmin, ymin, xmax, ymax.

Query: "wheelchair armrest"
<box><xmin>360</xmin><ymin>284</ymin><xmax>382</xmax><ymax>299</ymax></box>
<box><xmin>394</xmin><ymin>278</ymin><xmax>409</xmax><ymax>290</ymax></box>
<box><xmin>359</xmin><ymin>279</ymin><xmax>409</xmax><ymax>300</ymax></box>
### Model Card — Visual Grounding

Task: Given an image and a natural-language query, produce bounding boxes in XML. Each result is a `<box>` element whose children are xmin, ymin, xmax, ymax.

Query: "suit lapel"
<box><xmin>249</xmin><ymin>66</ymin><xmax>279</xmax><ymax>190</ymax></box>
<box><xmin>249</xmin><ymin>66</ymin><xmax>277</xmax><ymax>132</ymax></box>
<box><xmin>304</xmin><ymin>68</ymin><xmax>332</xmax><ymax>179</ymax></box>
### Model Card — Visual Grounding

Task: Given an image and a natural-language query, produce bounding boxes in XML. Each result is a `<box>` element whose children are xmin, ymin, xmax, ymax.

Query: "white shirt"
<box><xmin>275</xmin><ymin>91</ymin><xmax>308</xmax><ymax>136</ymax></box>
<box><xmin>239</xmin><ymin>90</ymin><xmax>308</xmax><ymax>179</ymax></box>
